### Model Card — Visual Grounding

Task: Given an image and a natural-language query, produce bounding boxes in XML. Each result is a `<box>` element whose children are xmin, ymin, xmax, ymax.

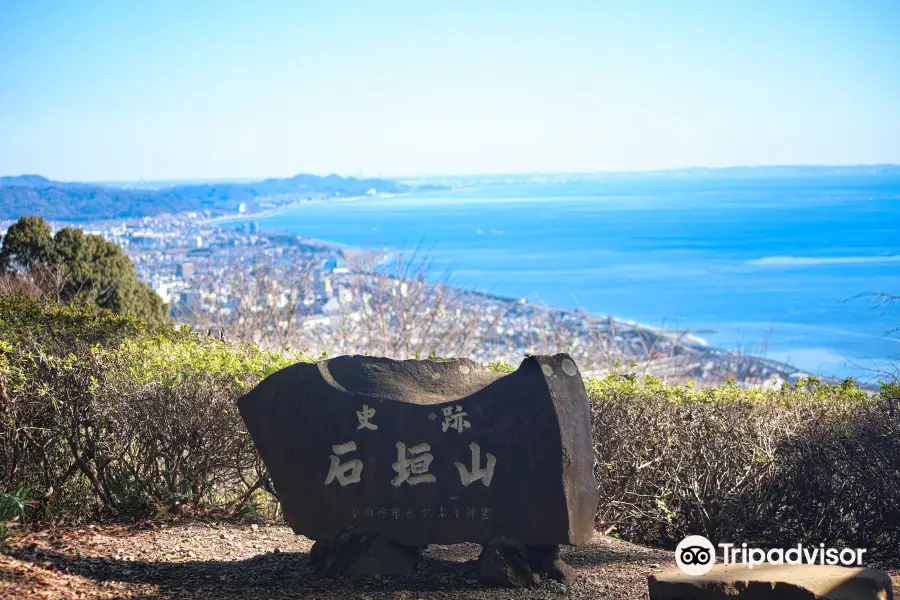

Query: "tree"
<box><xmin>0</xmin><ymin>216</ymin><xmax>54</xmax><ymax>271</ymax></box>
<box><xmin>0</xmin><ymin>216</ymin><xmax>169</xmax><ymax>325</ymax></box>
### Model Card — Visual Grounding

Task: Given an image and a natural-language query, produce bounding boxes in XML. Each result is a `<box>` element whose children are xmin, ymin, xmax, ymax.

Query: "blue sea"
<box><xmin>240</xmin><ymin>175</ymin><xmax>900</xmax><ymax>381</ymax></box>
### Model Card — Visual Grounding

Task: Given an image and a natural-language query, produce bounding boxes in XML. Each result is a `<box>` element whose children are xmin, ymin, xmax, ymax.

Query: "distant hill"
<box><xmin>0</xmin><ymin>173</ymin><xmax>437</xmax><ymax>221</ymax></box>
<box><xmin>0</xmin><ymin>175</ymin><xmax>54</xmax><ymax>187</ymax></box>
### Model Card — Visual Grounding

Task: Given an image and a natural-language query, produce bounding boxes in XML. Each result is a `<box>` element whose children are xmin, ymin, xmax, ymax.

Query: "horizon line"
<box><xmin>2</xmin><ymin>162</ymin><xmax>899</xmax><ymax>185</ymax></box>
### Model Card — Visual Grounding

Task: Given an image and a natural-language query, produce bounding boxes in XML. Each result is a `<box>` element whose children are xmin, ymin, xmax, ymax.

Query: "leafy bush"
<box><xmin>0</xmin><ymin>294</ymin><xmax>305</xmax><ymax>522</ymax></box>
<box><xmin>1</xmin><ymin>294</ymin><xmax>897</xmax><ymax>556</ymax></box>
<box><xmin>589</xmin><ymin>375</ymin><xmax>900</xmax><ymax>554</ymax></box>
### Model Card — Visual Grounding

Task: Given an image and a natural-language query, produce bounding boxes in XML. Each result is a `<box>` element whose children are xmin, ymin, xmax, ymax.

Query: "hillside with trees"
<box><xmin>0</xmin><ymin>173</ymin><xmax>433</xmax><ymax>221</ymax></box>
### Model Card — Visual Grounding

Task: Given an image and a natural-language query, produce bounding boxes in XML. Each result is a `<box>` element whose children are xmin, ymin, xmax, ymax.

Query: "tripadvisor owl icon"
<box><xmin>676</xmin><ymin>535</ymin><xmax>716</xmax><ymax>576</ymax></box>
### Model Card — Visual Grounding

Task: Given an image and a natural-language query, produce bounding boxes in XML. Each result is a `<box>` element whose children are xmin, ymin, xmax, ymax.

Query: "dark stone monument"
<box><xmin>238</xmin><ymin>353</ymin><xmax>598</xmax><ymax>585</ymax></box>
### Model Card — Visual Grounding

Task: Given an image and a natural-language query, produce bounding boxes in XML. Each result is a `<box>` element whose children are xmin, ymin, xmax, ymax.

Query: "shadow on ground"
<box><xmin>3</xmin><ymin>540</ymin><xmax>665</xmax><ymax>599</ymax></box>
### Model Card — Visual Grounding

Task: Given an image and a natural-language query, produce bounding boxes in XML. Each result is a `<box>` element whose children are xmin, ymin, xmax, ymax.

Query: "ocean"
<box><xmin>237</xmin><ymin>175</ymin><xmax>900</xmax><ymax>381</ymax></box>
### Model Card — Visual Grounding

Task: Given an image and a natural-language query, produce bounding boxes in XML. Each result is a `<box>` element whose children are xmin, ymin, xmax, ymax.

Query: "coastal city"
<box><xmin>1</xmin><ymin>206</ymin><xmax>812</xmax><ymax>388</ymax></box>
<box><xmin>2</xmin><ymin>2</ymin><xmax>899</xmax><ymax>597</ymax></box>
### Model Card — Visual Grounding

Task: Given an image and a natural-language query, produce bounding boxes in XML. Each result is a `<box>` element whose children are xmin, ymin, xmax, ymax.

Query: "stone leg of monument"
<box><xmin>477</xmin><ymin>541</ymin><xmax>576</xmax><ymax>588</ymax></box>
<box><xmin>309</xmin><ymin>529</ymin><xmax>423</xmax><ymax>577</ymax></box>
<box><xmin>478</xmin><ymin>538</ymin><xmax>539</xmax><ymax>588</ymax></box>
<box><xmin>526</xmin><ymin>544</ymin><xmax>576</xmax><ymax>585</ymax></box>
<box><xmin>238</xmin><ymin>353</ymin><xmax>599</xmax><ymax>582</ymax></box>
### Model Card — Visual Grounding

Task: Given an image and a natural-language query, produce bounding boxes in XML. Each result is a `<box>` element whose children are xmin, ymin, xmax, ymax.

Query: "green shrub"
<box><xmin>589</xmin><ymin>374</ymin><xmax>900</xmax><ymax>554</ymax></box>
<box><xmin>0</xmin><ymin>294</ymin><xmax>306</xmax><ymax>522</ymax></box>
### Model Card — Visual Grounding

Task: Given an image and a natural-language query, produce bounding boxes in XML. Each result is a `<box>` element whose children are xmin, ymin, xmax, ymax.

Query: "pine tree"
<box><xmin>0</xmin><ymin>216</ymin><xmax>169</xmax><ymax>325</ymax></box>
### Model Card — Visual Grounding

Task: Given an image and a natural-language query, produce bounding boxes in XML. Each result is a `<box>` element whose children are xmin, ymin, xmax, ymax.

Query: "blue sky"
<box><xmin>1</xmin><ymin>0</ymin><xmax>898</xmax><ymax>180</ymax></box>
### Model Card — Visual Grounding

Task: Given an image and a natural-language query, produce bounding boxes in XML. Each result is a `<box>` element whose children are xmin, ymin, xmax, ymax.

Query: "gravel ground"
<box><xmin>0</xmin><ymin>522</ymin><xmax>896</xmax><ymax>600</ymax></box>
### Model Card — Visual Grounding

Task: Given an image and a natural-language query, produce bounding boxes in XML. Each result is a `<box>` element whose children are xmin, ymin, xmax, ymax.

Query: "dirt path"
<box><xmin>0</xmin><ymin>522</ymin><xmax>896</xmax><ymax>599</ymax></box>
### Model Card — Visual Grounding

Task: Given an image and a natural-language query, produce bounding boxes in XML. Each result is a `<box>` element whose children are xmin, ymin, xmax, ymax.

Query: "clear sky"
<box><xmin>1</xmin><ymin>0</ymin><xmax>898</xmax><ymax>181</ymax></box>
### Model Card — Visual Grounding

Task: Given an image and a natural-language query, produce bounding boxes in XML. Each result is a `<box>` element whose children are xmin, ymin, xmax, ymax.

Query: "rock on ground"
<box><xmin>0</xmin><ymin>522</ymin><xmax>896</xmax><ymax>600</ymax></box>
<box><xmin>649</xmin><ymin>564</ymin><xmax>893</xmax><ymax>600</ymax></box>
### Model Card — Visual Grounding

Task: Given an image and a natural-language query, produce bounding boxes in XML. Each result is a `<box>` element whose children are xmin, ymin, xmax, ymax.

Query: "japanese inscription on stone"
<box><xmin>327</xmin><ymin>404</ymin><xmax>495</xmax><ymax>489</ymax></box>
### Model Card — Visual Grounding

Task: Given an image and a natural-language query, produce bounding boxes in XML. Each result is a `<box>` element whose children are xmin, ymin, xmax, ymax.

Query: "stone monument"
<box><xmin>238</xmin><ymin>353</ymin><xmax>598</xmax><ymax>586</ymax></box>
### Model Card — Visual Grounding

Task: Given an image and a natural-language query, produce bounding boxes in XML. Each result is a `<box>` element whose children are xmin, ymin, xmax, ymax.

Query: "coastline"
<box><xmin>92</xmin><ymin>176</ymin><xmax>895</xmax><ymax>386</ymax></box>
<box><xmin>205</xmin><ymin>192</ymin><xmax>406</xmax><ymax>226</ymax></box>
<box><xmin>200</xmin><ymin>197</ymin><xmax>824</xmax><ymax>385</ymax></box>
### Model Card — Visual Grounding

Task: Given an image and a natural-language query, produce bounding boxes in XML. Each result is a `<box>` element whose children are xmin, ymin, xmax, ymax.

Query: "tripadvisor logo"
<box><xmin>675</xmin><ymin>535</ymin><xmax>868</xmax><ymax>576</ymax></box>
<box><xmin>675</xmin><ymin>535</ymin><xmax>716</xmax><ymax>576</ymax></box>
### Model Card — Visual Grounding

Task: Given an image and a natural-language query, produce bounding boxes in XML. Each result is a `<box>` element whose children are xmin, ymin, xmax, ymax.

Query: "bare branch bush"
<box><xmin>324</xmin><ymin>248</ymin><xmax>506</xmax><ymax>359</ymax></box>
<box><xmin>0</xmin><ymin>260</ymin><xmax>76</xmax><ymax>302</ymax></box>
<box><xmin>178</xmin><ymin>246</ymin><xmax>794</xmax><ymax>386</ymax></box>
<box><xmin>0</xmin><ymin>258</ymin><xmax>119</xmax><ymax>311</ymax></box>
<box><xmin>181</xmin><ymin>246</ymin><xmax>506</xmax><ymax>360</ymax></box>
<box><xmin>590</xmin><ymin>375</ymin><xmax>900</xmax><ymax>554</ymax></box>
<box><xmin>845</xmin><ymin>291</ymin><xmax>900</xmax><ymax>384</ymax></box>
<box><xmin>515</xmin><ymin>304</ymin><xmax>721</xmax><ymax>382</ymax></box>
<box><xmin>183</xmin><ymin>249</ymin><xmax>317</xmax><ymax>352</ymax></box>
<box><xmin>0</xmin><ymin>272</ymin><xmax>45</xmax><ymax>299</ymax></box>
<box><xmin>516</xmin><ymin>306</ymin><xmax>636</xmax><ymax>372</ymax></box>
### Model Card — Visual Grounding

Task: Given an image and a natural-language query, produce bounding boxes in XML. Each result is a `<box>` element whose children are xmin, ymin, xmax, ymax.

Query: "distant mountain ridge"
<box><xmin>3</xmin><ymin>165</ymin><xmax>897</xmax><ymax>221</ymax></box>
<box><xmin>0</xmin><ymin>173</ymin><xmax>431</xmax><ymax>221</ymax></box>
